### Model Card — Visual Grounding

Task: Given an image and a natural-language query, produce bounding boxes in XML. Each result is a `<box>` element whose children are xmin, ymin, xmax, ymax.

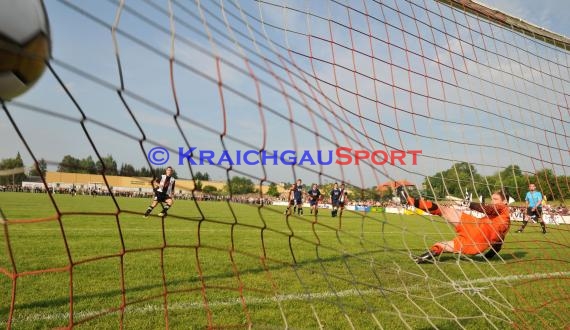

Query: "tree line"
<box><xmin>423</xmin><ymin>162</ymin><xmax>570</xmax><ymax>204</ymax></box>
<box><xmin>0</xmin><ymin>153</ymin><xmax>210</xmax><ymax>184</ymax></box>
<box><xmin>1</xmin><ymin>153</ymin><xmax>568</xmax><ymax>202</ymax></box>
<box><xmin>56</xmin><ymin>154</ymin><xmax>185</xmax><ymax>179</ymax></box>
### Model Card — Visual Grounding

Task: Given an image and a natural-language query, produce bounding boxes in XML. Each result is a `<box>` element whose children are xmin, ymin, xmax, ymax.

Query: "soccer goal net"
<box><xmin>1</xmin><ymin>0</ymin><xmax>569</xmax><ymax>328</ymax></box>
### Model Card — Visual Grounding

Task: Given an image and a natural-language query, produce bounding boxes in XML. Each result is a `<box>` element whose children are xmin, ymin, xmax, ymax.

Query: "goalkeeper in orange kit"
<box><xmin>401</xmin><ymin>189</ymin><xmax>511</xmax><ymax>263</ymax></box>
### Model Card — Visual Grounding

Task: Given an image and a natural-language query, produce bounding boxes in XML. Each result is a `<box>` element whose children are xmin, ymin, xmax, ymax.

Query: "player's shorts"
<box><xmin>309</xmin><ymin>200</ymin><xmax>318</xmax><ymax>206</ymax></box>
<box><xmin>452</xmin><ymin>214</ymin><xmax>502</xmax><ymax>255</ymax></box>
<box><xmin>153</xmin><ymin>191</ymin><xmax>171</xmax><ymax>203</ymax></box>
<box><xmin>295</xmin><ymin>199</ymin><xmax>303</xmax><ymax>206</ymax></box>
<box><xmin>288</xmin><ymin>199</ymin><xmax>295</xmax><ymax>206</ymax></box>
<box><xmin>526</xmin><ymin>206</ymin><xmax>542</xmax><ymax>219</ymax></box>
<box><xmin>331</xmin><ymin>200</ymin><xmax>340</xmax><ymax>207</ymax></box>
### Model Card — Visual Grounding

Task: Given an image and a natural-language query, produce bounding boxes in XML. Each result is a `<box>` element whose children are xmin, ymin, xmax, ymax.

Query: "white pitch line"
<box><xmin>453</xmin><ymin>271</ymin><xmax>570</xmax><ymax>285</ymax></box>
<box><xmin>2</xmin><ymin>270</ymin><xmax>568</xmax><ymax>325</ymax></box>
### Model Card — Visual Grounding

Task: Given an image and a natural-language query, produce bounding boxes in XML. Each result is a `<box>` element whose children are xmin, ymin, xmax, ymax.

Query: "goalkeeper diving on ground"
<box><xmin>398</xmin><ymin>187</ymin><xmax>511</xmax><ymax>263</ymax></box>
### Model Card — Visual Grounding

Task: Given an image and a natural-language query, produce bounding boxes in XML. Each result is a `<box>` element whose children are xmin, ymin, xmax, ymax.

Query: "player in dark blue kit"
<box><xmin>293</xmin><ymin>178</ymin><xmax>305</xmax><ymax>216</ymax></box>
<box><xmin>330</xmin><ymin>183</ymin><xmax>341</xmax><ymax>217</ymax></box>
<box><xmin>307</xmin><ymin>183</ymin><xmax>322</xmax><ymax>216</ymax></box>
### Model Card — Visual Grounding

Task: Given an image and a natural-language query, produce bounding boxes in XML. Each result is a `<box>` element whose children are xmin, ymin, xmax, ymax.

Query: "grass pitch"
<box><xmin>0</xmin><ymin>192</ymin><xmax>568</xmax><ymax>329</ymax></box>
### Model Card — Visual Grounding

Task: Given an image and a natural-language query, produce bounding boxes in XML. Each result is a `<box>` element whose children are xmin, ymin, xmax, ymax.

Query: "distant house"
<box><xmin>376</xmin><ymin>180</ymin><xmax>415</xmax><ymax>194</ymax></box>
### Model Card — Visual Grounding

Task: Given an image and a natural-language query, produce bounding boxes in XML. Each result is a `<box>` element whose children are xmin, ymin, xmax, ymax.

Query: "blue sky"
<box><xmin>479</xmin><ymin>0</ymin><xmax>569</xmax><ymax>38</ymax></box>
<box><xmin>1</xmin><ymin>0</ymin><xmax>569</xmax><ymax>190</ymax></box>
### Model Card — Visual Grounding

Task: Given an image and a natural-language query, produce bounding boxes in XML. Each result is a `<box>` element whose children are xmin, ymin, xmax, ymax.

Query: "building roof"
<box><xmin>377</xmin><ymin>180</ymin><xmax>415</xmax><ymax>191</ymax></box>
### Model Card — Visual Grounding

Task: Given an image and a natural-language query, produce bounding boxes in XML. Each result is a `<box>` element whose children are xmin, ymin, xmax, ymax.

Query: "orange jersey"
<box><xmin>408</xmin><ymin>197</ymin><xmax>442</xmax><ymax>216</ymax></box>
<box><xmin>453</xmin><ymin>203</ymin><xmax>510</xmax><ymax>255</ymax></box>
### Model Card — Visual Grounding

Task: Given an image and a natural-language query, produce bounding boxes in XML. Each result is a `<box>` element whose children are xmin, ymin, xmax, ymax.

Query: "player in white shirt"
<box><xmin>143</xmin><ymin>166</ymin><xmax>176</xmax><ymax>218</ymax></box>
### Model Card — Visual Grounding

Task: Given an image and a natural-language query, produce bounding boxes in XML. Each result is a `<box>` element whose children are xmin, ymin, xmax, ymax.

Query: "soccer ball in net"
<box><xmin>0</xmin><ymin>0</ymin><xmax>50</xmax><ymax>101</ymax></box>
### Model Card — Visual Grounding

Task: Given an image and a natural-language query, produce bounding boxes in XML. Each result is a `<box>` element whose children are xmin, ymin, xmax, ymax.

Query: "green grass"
<box><xmin>1</xmin><ymin>192</ymin><xmax>569</xmax><ymax>329</ymax></box>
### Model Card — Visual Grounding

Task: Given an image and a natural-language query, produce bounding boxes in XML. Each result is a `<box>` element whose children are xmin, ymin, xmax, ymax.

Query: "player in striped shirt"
<box><xmin>284</xmin><ymin>182</ymin><xmax>297</xmax><ymax>216</ymax></box>
<box><xmin>143</xmin><ymin>166</ymin><xmax>176</xmax><ymax>218</ymax></box>
<box><xmin>337</xmin><ymin>183</ymin><xmax>348</xmax><ymax>217</ymax></box>
<box><xmin>330</xmin><ymin>183</ymin><xmax>341</xmax><ymax>217</ymax></box>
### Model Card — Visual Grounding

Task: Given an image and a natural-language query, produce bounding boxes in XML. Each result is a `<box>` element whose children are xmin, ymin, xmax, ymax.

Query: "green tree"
<box><xmin>0</xmin><ymin>153</ymin><xmax>26</xmax><ymax>185</ymax></box>
<box><xmin>319</xmin><ymin>183</ymin><xmax>335</xmax><ymax>197</ymax></box>
<box><xmin>424</xmin><ymin>162</ymin><xmax>483</xmax><ymax>198</ymax></box>
<box><xmin>490</xmin><ymin>165</ymin><xmax>527</xmax><ymax>202</ymax></box>
<box><xmin>138</xmin><ymin>167</ymin><xmax>152</xmax><ymax>177</ymax></box>
<box><xmin>80</xmin><ymin>156</ymin><xmax>97</xmax><ymax>174</ymax></box>
<box><xmin>119</xmin><ymin>163</ymin><xmax>136</xmax><ymax>177</ymax></box>
<box><xmin>267</xmin><ymin>182</ymin><xmax>280</xmax><ymax>197</ymax></box>
<box><xmin>349</xmin><ymin>185</ymin><xmax>379</xmax><ymax>201</ymax></box>
<box><xmin>96</xmin><ymin>155</ymin><xmax>118</xmax><ymax>175</ymax></box>
<box><xmin>202</xmin><ymin>185</ymin><xmax>218</xmax><ymax>194</ymax></box>
<box><xmin>58</xmin><ymin>155</ymin><xmax>81</xmax><ymax>173</ymax></box>
<box><xmin>225</xmin><ymin>176</ymin><xmax>255</xmax><ymax>195</ymax></box>
<box><xmin>194</xmin><ymin>171</ymin><xmax>210</xmax><ymax>181</ymax></box>
<box><xmin>58</xmin><ymin>155</ymin><xmax>99</xmax><ymax>174</ymax></box>
<box><xmin>29</xmin><ymin>158</ymin><xmax>48</xmax><ymax>177</ymax></box>
<box><xmin>560</xmin><ymin>176</ymin><xmax>570</xmax><ymax>202</ymax></box>
<box><xmin>195</xmin><ymin>180</ymin><xmax>203</xmax><ymax>191</ymax></box>
<box><xmin>421</xmin><ymin>163</ymin><xmax>570</xmax><ymax>205</ymax></box>
<box><xmin>379</xmin><ymin>186</ymin><xmax>393</xmax><ymax>201</ymax></box>
<box><xmin>534</xmin><ymin>169</ymin><xmax>561</xmax><ymax>202</ymax></box>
